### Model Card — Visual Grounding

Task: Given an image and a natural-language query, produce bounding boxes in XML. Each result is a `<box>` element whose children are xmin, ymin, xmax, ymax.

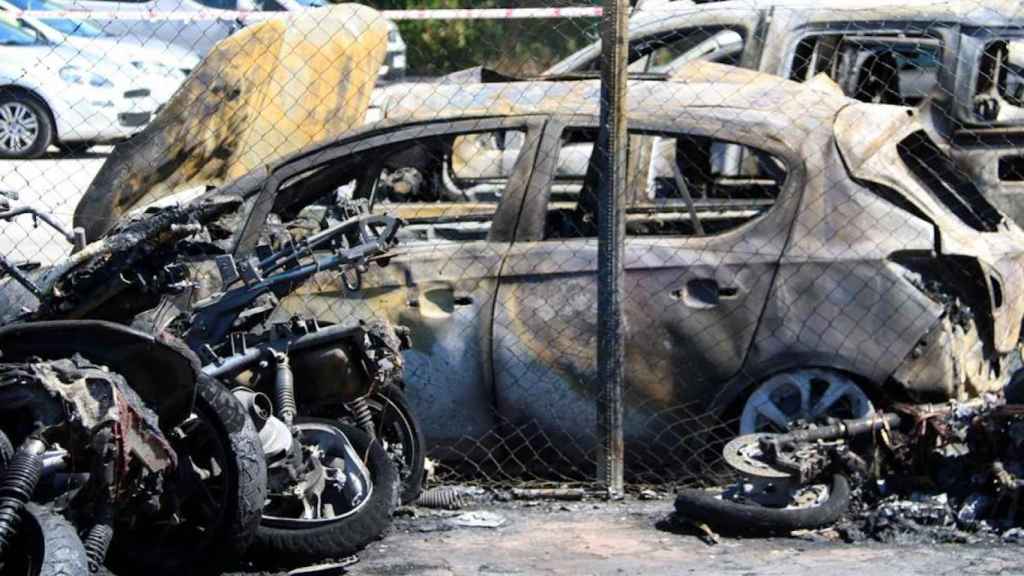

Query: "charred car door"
<box><xmin>490</xmin><ymin>118</ymin><xmax>797</xmax><ymax>461</ymax></box>
<box><xmin>249</xmin><ymin>117</ymin><xmax>545</xmax><ymax>446</ymax></box>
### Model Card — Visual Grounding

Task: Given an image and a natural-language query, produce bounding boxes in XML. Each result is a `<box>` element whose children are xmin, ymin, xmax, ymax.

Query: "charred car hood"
<box><xmin>72</xmin><ymin>4</ymin><xmax>389</xmax><ymax>242</ymax></box>
<box><xmin>834</xmin><ymin>102</ymin><xmax>1024</xmax><ymax>353</ymax></box>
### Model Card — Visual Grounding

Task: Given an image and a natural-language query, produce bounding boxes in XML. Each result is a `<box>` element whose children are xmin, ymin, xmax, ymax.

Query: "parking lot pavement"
<box><xmin>343</xmin><ymin>498</ymin><xmax>1024</xmax><ymax>576</ymax></box>
<box><xmin>0</xmin><ymin>148</ymin><xmax>109</xmax><ymax>265</ymax></box>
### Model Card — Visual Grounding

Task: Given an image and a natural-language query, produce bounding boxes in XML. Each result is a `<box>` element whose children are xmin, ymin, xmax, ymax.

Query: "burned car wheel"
<box><xmin>739</xmin><ymin>369</ymin><xmax>875</xmax><ymax>435</ymax></box>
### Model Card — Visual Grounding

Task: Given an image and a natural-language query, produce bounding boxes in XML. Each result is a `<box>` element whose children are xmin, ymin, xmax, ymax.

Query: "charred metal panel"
<box><xmin>739</xmin><ymin>133</ymin><xmax>942</xmax><ymax>405</ymax></box>
<box><xmin>0</xmin><ymin>321</ymin><xmax>200</xmax><ymax>429</ymax></box>
<box><xmin>273</xmin><ymin>241</ymin><xmax>509</xmax><ymax>445</ymax></box>
<box><xmin>73</xmin><ymin>5</ymin><xmax>388</xmax><ymax>241</ymax></box>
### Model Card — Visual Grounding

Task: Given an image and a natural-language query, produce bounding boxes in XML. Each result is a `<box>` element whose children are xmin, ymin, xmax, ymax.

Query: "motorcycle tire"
<box><xmin>365</xmin><ymin>388</ymin><xmax>426</xmax><ymax>504</ymax></box>
<box><xmin>253</xmin><ymin>421</ymin><xmax>398</xmax><ymax>566</ymax></box>
<box><xmin>0</xmin><ymin>430</ymin><xmax>12</xmax><ymax>470</ymax></box>
<box><xmin>674</xmin><ymin>474</ymin><xmax>851</xmax><ymax>534</ymax></box>
<box><xmin>0</xmin><ymin>504</ymin><xmax>88</xmax><ymax>576</ymax></box>
<box><xmin>107</xmin><ymin>375</ymin><xmax>266</xmax><ymax>575</ymax></box>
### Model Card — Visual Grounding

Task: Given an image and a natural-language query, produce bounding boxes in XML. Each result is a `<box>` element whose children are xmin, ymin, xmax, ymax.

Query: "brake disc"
<box><xmin>722</xmin><ymin>433</ymin><xmax>792</xmax><ymax>480</ymax></box>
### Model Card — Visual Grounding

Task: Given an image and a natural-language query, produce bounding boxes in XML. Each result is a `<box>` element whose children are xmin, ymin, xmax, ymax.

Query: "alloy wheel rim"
<box><xmin>0</xmin><ymin>103</ymin><xmax>40</xmax><ymax>154</ymax></box>
<box><xmin>739</xmin><ymin>369</ymin><xmax>874</xmax><ymax>435</ymax></box>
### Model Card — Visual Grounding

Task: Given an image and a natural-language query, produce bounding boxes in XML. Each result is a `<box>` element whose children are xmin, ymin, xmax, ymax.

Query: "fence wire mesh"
<box><xmin>1</xmin><ymin>0</ymin><xmax>1024</xmax><ymax>495</ymax></box>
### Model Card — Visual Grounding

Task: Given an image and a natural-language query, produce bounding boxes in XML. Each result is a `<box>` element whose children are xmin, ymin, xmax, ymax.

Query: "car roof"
<box><xmin>625</xmin><ymin>0</ymin><xmax>1023</xmax><ymax>26</ymax></box>
<box><xmin>380</xmin><ymin>61</ymin><xmax>848</xmax><ymax>127</ymax></box>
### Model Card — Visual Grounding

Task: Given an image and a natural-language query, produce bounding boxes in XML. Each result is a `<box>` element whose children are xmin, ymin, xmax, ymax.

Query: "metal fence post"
<box><xmin>596</xmin><ymin>0</ymin><xmax>628</xmax><ymax>498</ymax></box>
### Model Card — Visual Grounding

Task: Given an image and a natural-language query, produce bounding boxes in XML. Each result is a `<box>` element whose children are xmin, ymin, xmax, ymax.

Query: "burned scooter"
<box><xmin>165</xmin><ymin>210</ymin><xmax>415</xmax><ymax>563</ymax></box>
<box><xmin>676</xmin><ymin>394</ymin><xmax>1022</xmax><ymax>535</ymax></box>
<box><xmin>0</xmin><ymin>193</ymin><xmax>267</xmax><ymax>575</ymax></box>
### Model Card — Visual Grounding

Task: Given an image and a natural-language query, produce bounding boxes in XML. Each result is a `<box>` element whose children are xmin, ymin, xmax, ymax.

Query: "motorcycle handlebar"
<box><xmin>257</xmin><ymin>213</ymin><xmax>401</xmax><ymax>279</ymax></box>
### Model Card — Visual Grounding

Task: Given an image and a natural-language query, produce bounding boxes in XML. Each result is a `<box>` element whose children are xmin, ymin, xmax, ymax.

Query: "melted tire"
<box><xmin>253</xmin><ymin>421</ymin><xmax>398</xmax><ymax>567</ymax></box>
<box><xmin>0</xmin><ymin>504</ymin><xmax>88</xmax><ymax>576</ymax></box>
<box><xmin>108</xmin><ymin>375</ymin><xmax>267</xmax><ymax>575</ymax></box>
<box><xmin>674</xmin><ymin>474</ymin><xmax>851</xmax><ymax>534</ymax></box>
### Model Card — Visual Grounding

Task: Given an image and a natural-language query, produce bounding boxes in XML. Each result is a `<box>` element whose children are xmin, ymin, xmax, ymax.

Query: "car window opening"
<box><xmin>544</xmin><ymin>129</ymin><xmax>786</xmax><ymax>240</ymax></box>
<box><xmin>272</xmin><ymin>128</ymin><xmax>526</xmax><ymax>245</ymax></box>
<box><xmin>791</xmin><ymin>33</ymin><xmax>942</xmax><ymax>107</ymax></box>
<box><xmin>973</xmin><ymin>40</ymin><xmax>1024</xmax><ymax>123</ymax></box>
<box><xmin>897</xmin><ymin>130</ymin><xmax>1003</xmax><ymax>232</ymax></box>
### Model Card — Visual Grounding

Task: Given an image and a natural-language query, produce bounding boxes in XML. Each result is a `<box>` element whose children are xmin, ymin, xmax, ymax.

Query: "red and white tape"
<box><xmin>8</xmin><ymin>6</ymin><xmax>605</xmax><ymax>22</ymax></box>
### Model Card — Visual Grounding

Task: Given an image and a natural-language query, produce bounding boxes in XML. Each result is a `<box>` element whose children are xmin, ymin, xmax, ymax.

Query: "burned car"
<box><xmin>376</xmin><ymin>0</ymin><xmax>1024</xmax><ymax>228</ymax></box>
<box><xmin>146</xmin><ymin>64</ymin><xmax>1024</xmax><ymax>477</ymax></box>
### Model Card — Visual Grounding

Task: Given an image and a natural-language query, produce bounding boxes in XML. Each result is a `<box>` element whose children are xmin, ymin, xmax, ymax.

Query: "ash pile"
<box><xmin>672</xmin><ymin>392</ymin><xmax>1024</xmax><ymax>545</ymax></box>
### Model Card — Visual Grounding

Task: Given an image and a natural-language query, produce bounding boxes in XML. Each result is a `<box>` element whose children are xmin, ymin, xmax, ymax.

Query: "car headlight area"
<box><xmin>58</xmin><ymin>65</ymin><xmax>114</xmax><ymax>88</ymax></box>
<box><xmin>49</xmin><ymin>71</ymin><xmax>156</xmax><ymax>144</ymax></box>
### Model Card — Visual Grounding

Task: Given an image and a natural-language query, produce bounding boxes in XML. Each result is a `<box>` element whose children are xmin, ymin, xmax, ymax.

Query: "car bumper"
<box><xmin>52</xmin><ymin>86</ymin><xmax>156</xmax><ymax>143</ymax></box>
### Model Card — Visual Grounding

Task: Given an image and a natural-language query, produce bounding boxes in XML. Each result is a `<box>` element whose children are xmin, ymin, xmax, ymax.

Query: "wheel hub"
<box><xmin>263</xmin><ymin>422</ymin><xmax>373</xmax><ymax>527</ymax></box>
<box><xmin>740</xmin><ymin>369</ymin><xmax>874</xmax><ymax>435</ymax></box>
<box><xmin>0</xmin><ymin>103</ymin><xmax>40</xmax><ymax>153</ymax></box>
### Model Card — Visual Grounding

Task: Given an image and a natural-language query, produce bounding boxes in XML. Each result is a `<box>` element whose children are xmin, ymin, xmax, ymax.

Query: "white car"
<box><xmin>0</xmin><ymin>14</ymin><xmax>155</xmax><ymax>158</ymax></box>
<box><xmin>1</xmin><ymin>0</ymin><xmax>200</xmax><ymax>107</ymax></box>
<box><xmin>64</xmin><ymin>0</ymin><xmax>406</xmax><ymax>81</ymax></box>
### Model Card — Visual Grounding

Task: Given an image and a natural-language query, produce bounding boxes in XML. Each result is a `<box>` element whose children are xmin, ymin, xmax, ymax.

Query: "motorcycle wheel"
<box><xmin>674</xmin><ymin>473</ymin><xmax>851</xmax><ymax>534</ymax></box>
<box><xmin>253</xmin><ymin>421</ymin><xmax>398</xmax><ymax>566</ymax></box>
<box><xmin>361</xmin><ymin>388</ymin><xmax>425</xmax><ymax>504</ymax></box>
<box><xmin>107</xmin><ymin>375</ymin><xmax>267</xmax><ymax>576</ymax></box>
<box><xmin>0</xmin><ymin>504</ymin><xmax>88</xmax><ymax>576</ymax></box>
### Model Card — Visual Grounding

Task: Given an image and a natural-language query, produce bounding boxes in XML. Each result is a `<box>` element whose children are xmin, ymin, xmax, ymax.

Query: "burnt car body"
<box><xmin>172</xmin><ymin>67</ymin><xmax>1024</xmax><ymax>471</ymax></box>
<box><xmin>410</xmin><ymin>0</ymin><xmax>1024</xmax><ymax>227</ymax></box>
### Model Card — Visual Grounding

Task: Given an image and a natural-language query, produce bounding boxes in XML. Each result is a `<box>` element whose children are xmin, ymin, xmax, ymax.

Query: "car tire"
<box><xmin>0</xmin><ymin>92</ymin><xmax>53</xmax><ymax>160</ymax></box>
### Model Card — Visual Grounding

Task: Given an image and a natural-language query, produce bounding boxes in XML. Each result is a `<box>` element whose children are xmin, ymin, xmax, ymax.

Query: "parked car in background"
<box><xmin>1</xmin><ymin>0</ymin><xmax>198</xmax><ymax>112</ymax></box>
<box><xmin>61</xmin><ymin>0</ymin><xmax>405</xmax><ymax>80</ymax></box>
<box><xmin>542</xmin><ymin>0</ymin><xmax>1024</xmax><ymax>227</ymax></box>
<box><xmin>62</xmin><ymin>0</ymin><xmax>238</xmax><ymax>58</ymax></box>
<box><xmin>0</xmin><ymin>13</ymin><xmax>154</xmax><ymax>157</ymax></box>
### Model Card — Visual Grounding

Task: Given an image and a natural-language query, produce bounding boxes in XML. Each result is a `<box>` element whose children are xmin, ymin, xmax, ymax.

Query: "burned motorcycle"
<box><xmin>0</xmin><ymin>195</ymin><xmax>267</xmax><ymax>575</ymax></box>
<box><xmin>675</xmin><ymin>394</ymin><xmax>1021</xmax><ymax>534</ymax></box>
<box><xmin>163</xmin><ymin>211</ymin><xmax>413</xmax><ymax>562</ymax></box>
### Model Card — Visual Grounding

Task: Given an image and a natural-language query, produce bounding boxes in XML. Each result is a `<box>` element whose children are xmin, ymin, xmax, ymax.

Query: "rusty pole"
<box><xmin>596</xmin><ymin>0</ymin><xmax>628</xmax><ymax>498</ymax></box>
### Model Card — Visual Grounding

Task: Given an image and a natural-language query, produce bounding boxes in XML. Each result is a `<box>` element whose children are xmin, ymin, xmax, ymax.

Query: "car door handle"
<box><xmin>673</xmin><ymin>278</ymin><xmax>739</xmax><ymax>309</ymax></box>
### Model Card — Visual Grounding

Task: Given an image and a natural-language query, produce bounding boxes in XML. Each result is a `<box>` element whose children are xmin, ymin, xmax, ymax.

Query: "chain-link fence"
<box><xmin>2</xmin><ymin>0</ymin><xmax>1024</xmax><ymax>494</ymax></box>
